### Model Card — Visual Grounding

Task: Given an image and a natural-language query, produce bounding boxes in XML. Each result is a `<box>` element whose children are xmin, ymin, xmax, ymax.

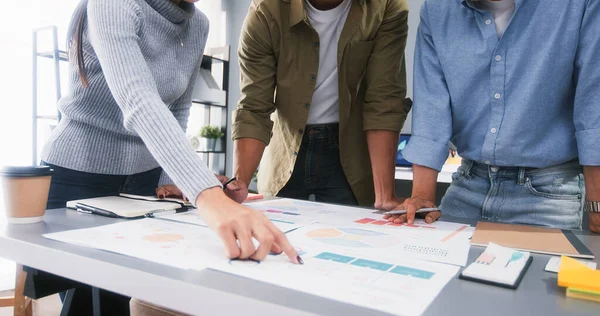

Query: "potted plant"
<box><xmin>199</xmin><ymin>126</ymin><xmax>224</xmax><ymax>151</ymax></box>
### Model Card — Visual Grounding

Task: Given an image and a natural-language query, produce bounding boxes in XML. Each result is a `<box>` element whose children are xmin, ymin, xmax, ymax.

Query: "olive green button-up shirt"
<box><xmin>232</xmin><ymin>0</ymin><xmax>411</xmax><ymax>206</ymax></box>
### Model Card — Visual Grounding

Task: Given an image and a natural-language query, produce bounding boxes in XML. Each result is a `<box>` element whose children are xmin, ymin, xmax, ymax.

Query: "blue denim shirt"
<box><xmin>402</xmin><ymin>0</ymin><xmax>600</xmax><ymax>171</ymax></box>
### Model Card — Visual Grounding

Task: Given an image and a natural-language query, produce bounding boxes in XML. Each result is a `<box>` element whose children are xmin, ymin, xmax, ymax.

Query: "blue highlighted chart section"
<box><xmin>315</xmin><ymin>252</ymin><xmax>355</xmax><ymax>263</ymax></box>
<box><xmin>390</xmin><ymin>266</ymin><xmax>435</xmax><ymax>279</ymax></box>
<box><xmin>351</xmin><ymin>259</ymin><xmax>394</xmax><ymax>271</ymax></box>
<box><xmin>314</xmin><ymin>252</ymin><xmax>436</xmax><ymax>279</ymax></box>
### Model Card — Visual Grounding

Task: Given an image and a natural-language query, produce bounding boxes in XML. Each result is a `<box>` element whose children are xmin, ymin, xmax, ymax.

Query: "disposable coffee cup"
<box><xmin>0</xmin><ymin>166</ymin><xmax>53</xmax><ymax>224</ymax></box>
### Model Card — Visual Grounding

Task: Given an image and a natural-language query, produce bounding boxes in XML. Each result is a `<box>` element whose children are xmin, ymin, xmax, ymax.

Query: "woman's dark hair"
<box><xmin>67</xmin><ymin>0</ymin><xmax>89</xmax><ymax>87</ymax></box>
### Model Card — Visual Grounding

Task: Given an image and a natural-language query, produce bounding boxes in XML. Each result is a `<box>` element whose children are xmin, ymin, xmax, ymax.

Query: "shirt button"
<box><xmin>298</xmin><ymin>128</ymin><xmax>304</xmax><ymax>134</ymax></box>
<box><xmin>310</xmin><ymin>74</ymin><xmax>316</xmax><ymax>81</ymax></box>
<box><xmin>494</xmin><ymin>93</ymin><xmax>501</xmax><ymax>99</ymax></box>
<box><xmin>304</xmin><ymin>103</ymin><xmax>310</xmax><ymax>108</ymax></box>
<box><xmin>485</xmin><ymin>160</ymin><xmax>491</xmax><ymax>165</ymax></box>
<box><xmin>314</xmin><ymin>41</ymin><xmax>319</xmax><ymax>48</ymax></box>
<box><xmin>293</xmin><ymin>151</ymin><xmax>298</xmax><ymax>156</ymax></box>
<box><xmin>485</xmin><ymin>19</ymin><xmax>492</xmax><ymax>25</ymax></box>
<box><xmin>495</xmin><ymin>55</ymin><xmax>502</xmax><ymax>61</ymax></box>
<box><xmin>490</xmin><ymin>128</ymin><xmax>497</xmax><ymax>134</ymax></box>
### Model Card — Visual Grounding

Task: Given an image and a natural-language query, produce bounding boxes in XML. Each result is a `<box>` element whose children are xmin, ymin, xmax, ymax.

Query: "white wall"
<box><xmin>0</xmin><ymin>0</ymin><xmax>81</xmax><ymax>167</ymax></box>
<box><xmin>222</xmin><ymin>0</ymin><xmax>253</xmax><ymax>176</ymax></box>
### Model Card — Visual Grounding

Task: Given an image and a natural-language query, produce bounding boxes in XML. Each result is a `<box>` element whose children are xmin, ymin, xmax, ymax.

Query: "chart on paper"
<box><xmin>213</xmin><ymin>247</ymin><xmax>459</xmax><ymax>316</ymax></box>
<box><xmin>243</xmin><ymin>199</ymin><xmax>374</xmax><ymax>226</ymax></box>
<box><xmin>157</xmin><ymin>210</ymin><xmax>301</xmax><ymax>233</ymax></box>
<box><xmin>43</xmin><ymin>219</ymin><xmax>225</xmax><ymax>269</ymax></box>
<box><xmin>352</xmin><ymin>217</ymin><xmax>474</xmax><ymax>242</ymax></box>
<box><xmin>291</xmin><ymin>223</ymin><xmax>470</xmax><ymax>266</ymax></box>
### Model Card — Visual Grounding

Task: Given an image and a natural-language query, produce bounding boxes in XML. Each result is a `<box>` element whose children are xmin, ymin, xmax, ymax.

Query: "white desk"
<box><xmin>395</xmin><ymin>164</ymin><xmax>460</xmax><ymax>184</ymax></box>
<box><xmin>1</xmin><ymin>209</ymin><xmax>600</xmax><ymax>316</ymax></box>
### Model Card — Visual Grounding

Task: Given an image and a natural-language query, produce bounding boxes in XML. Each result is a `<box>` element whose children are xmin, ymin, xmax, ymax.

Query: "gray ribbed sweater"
<box><xmin>42</xmin><ymin>0</ymin><xmax>221</xmax><ymax>201</ymax></box>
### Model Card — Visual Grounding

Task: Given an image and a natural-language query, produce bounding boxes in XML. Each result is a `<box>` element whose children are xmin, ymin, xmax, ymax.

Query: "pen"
<box><xmin>75</xmin><ymin>203</ymin><xmax>119</xmax><ymax>218</ymax></box>
<box><xmin>223</xmin><ymin>177</ymin><xmax>237</xmax><ymax>190</ymax></box>
<box><xmin>147</xmin><ymin>208</ymin><xmax>191</xmax><ymax>218</ymax></box>
<box><xmin>384</xmin><ymin>208</ymin><xmax>440</xmax><ymax>216</ymax></box>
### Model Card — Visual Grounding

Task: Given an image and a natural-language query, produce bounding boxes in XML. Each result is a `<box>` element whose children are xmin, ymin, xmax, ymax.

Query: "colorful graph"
<box><xmin>265</xmin><ymin>209</ymin><xmax>301</xmax><ymax>216</ymax></box>
<box><xmin>354</xmin><ymin>218</ymin><xmax>437</xmax><ymax>229</ymax></box>
<box><xmin>306</xmin><ymin>228</ymin><xmax>400</xmax><ymax>248</ymax></box>
<box><xmin>143</xmin><ymin>233</ymin><xmax>184</xmax><ymax>243</ymax></box>
<box><xmin>354</xmin><ymin>218</ymin><xmax>471</xmax><ymax>244</ymax></box>
<box><xmin>314</xmin><ymin>252</ymin><xmax>436</xmax><ymax>279</ymax></box>
<box><xmin>439</xmin><ymin>225</ymin><xmax>469</xmax><ymax>242</ymax></box>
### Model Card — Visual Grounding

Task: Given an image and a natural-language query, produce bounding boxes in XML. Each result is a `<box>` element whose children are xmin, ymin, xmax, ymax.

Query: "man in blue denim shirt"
<box><xmin>386</xmin><ymin>0</ymin><xmax>600</xmax><ymax>233</ymax></box>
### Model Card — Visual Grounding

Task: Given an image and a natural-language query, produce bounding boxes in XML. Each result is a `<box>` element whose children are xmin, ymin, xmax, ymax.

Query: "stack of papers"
<box><xmin>43</xmin><ymin>198</ymin><xmax>475</xmax><ymax>315</ymax></box>
<box><xmin>558</xmin><ymin>256</ymin><xmax>600</xmax><ymax>302</ymax></box>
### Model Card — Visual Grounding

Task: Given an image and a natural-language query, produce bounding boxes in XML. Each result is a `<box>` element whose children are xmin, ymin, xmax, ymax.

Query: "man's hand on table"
<box><xmin>374</xmin><ymin>195</ymin><xmax>405</xmax><ymax>211</ymax></box>
<box><xmin>196</xmin><ymin>187</ymin><xmax>302</xmax><ymax>264</ymax></box>
<box><xmin>216</xmin><ymin>175</ymin><xmax>248</xmax><ymax>204</ymax></box>
<box><xmin>590</xmin><ymin>212</ymin><xmax>600</xmax><ymax>234</ymax></box>
<box><xmin>383</xmin><ymin>196</ymin><xmax>442</xmax><ymax>225</ymax></box>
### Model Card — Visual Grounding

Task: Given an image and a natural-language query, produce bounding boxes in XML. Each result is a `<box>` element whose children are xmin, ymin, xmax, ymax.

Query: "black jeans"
<box><xmin>44</xmin><ymin>162</ymin><xmax>161</xmax><ymax>209</ymax></box>
<box><xmin>35</xmin><ymin>162</ymin><xmax>161</xmax><ymax>316</ymax></box>
<box><xmin>277</xmin><ymin>123</ymin><xmax>358</xmax><ymax>206</ymax></box>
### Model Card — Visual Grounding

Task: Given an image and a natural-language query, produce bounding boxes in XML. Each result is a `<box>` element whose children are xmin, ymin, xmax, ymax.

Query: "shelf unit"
<box><xmin>31</xmin><ymin>26</ymin><xmax>231</xmax><ymax>175</ymax></box>
<box><xmin>190</xmin><ymin>46</ymin><xmax>230</xmax><ymax>175</ymax></box>
<box><xmin>32</xmin><ymin>26</ymin><xmax>66</xmax><ymax>165</ymax></box>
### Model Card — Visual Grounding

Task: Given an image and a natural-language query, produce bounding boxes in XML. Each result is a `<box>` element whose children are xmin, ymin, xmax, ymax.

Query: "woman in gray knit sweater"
<box><xmin>39</xmin><ymin>0</ymin><xmax>301</xmax><ymax>313</ymax></box>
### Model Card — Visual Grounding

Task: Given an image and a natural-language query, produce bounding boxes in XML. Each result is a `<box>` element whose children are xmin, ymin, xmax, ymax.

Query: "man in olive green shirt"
<box><xmin>232</xmin><ymin>0</ymin><xmax>411</xmax><ymax>208</ymax></box>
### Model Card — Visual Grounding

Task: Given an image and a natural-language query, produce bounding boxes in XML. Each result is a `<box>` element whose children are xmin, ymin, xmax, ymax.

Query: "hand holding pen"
<box><xmin>216</xmin><ymin>175</ymin><xmax>249</xmax><ymax>203</ymax></box>
<box><xmin>383</xmin><ymin>196</ymin><xmax>442</xmax><ymax>225</ymax></box>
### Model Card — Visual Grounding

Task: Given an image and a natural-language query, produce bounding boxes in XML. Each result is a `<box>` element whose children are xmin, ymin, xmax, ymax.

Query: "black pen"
<box><xmin>223</xmin><ymin>177</ymin><xmax>237</xmax><ymax>190</ymax></box>
<box><xmin>75</xmin><ymin>203</ymin><xmax>119</xmax><ymax>218</ymax></box>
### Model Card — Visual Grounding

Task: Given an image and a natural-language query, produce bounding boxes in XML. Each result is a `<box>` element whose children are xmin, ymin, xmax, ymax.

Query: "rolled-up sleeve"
<box><xmin>231</xmin><ymin>2</ymin><xmax>277</xmax><ymax>146</ymax></box>
<box><xmin>401</xmin><ymin>1</ymin><xmax>452</xmax><ymax>171</ymax></box>
<box><xmin>362</xmin><ymin>0</ymin><xmax>411</xmax><ymax>132</ymax></box>
<box><xmin>573</xmin><ymin>0</ymin><xmax>600</xmax><ymax>166</ymax></box>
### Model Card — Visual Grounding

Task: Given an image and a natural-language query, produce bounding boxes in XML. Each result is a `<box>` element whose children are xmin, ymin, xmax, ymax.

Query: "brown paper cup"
<box><xmin>1</xmin><ymin>166</ymin><xmax>53</xmax><ymax>224</ymax></box>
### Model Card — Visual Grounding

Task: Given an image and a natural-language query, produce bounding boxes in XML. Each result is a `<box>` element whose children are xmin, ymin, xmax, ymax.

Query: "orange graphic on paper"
<box><xmin>143</xmin><ymin>234</ymin><xmax>184</xmax><ymax>243</ymax></box>
<box><xmin>307</xmin><ymin>228</ymin><xmax>343</xmax><ymax>238</ymax></box>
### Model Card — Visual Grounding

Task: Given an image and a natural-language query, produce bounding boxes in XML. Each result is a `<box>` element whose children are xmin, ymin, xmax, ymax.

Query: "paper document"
<box><xmin>545</xmin><ymin>256</ymin><xmax>597</xmax><ymax>273</ymax></box>
<box><xmin>244</xmin><ymin>199</ymin><xmax>373</xmax><ymax>226</ymax></box>
<box><xmin>212</xmin><ymin>245</ymin><xmax>458</xmax><ymax>316</ymax></box>
<box><xmin>43</xmin><ymin>219</ymin><xmax>225</xmax><ymax>269</ymax></box>
<box><xmin>289</xmin><ymin>221</ymin><xmax>471</xmax><ymax>266</ymax></box>
<box><xmin>157</xmin><ymin>210</ymin><xmax>301</xmax><ymax>233</ymax></box>
<box><xmin>43</xmin><ymin>216</ymin><xmax>462</xmax><ymax>315</ymax></box>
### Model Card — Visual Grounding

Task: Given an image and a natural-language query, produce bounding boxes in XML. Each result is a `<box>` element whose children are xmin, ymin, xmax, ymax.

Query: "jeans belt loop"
<box><xmin>517</xmin><ymin>167</ymin><xmax>526</xmax><ymax>185</ymax></box>
<box><xmin>464</xmin><ymin>159</ymin><xmax>474</xmax><ymax>180</ymax></box>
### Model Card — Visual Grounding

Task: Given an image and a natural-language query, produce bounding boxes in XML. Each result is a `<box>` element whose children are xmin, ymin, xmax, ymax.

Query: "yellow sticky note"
<box><xmin>566</xmin><ymin>287</ymin><xmax>600</xmax><ymax>303</ymax></box>
<box><xmin>558</xmin><ymin>256</ymin><xmax>600</xmax><ymax>292</ymax></box>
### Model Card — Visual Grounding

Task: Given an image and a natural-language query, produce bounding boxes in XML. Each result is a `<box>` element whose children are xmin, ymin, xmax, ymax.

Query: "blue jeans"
<box><xmin>277</xmin><ymin>123</ymin><xmax>358</xmax><ymax>206</ymax></box>
<box><xmin>440</xmin><ymin>159</ymin><xmax>584</xmax><ymax>229</ymax></box>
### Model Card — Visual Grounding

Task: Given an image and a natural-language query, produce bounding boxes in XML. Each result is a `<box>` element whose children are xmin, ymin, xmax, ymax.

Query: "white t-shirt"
<box><xmin>476</xmin><ymin>0</ymin><xmax>515</xmax><ymax>38</ymax></box>
<box><xmin>305</xmin><ymin>0</ymin><xmax>352</xmax><ymax>125</ymax></box>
